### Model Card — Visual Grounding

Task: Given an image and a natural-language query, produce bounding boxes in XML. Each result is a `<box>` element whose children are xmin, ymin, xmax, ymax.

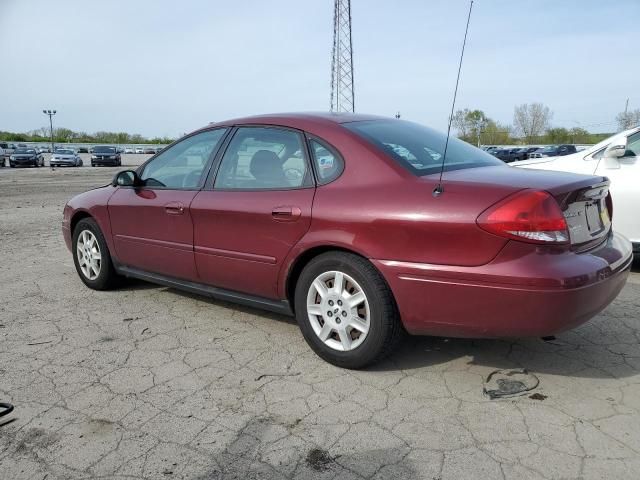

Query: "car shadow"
<box><xmin>115</xmin><ymin>274</ymin><xmax>639</xmax><ymax>380</ymax></box>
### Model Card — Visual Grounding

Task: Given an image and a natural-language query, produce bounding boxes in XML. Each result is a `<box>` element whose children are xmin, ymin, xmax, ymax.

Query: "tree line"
<box><xmin>453</xmin><ymin>103</ymin><xmax>639</xmax><ymax>146</ymax></box>
<box><xmin>0</xmin><ymin>127</ymin><xmax>174</xmax><ymax>145</ymax></box>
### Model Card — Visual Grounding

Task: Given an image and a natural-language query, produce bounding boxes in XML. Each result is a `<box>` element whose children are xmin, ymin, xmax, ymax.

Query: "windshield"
<box><xmin>94</xmin><ymin>146</ymin><xmax>116</xmax><ymax>153</ymax></box>
<box><xmin>15</xmin><ymin>148</ymin><xmax>35</xmax><ymax>154</ymax></box>
<box><xmin>344</xmin><ymin>119</ymin><xmax>503</xmax><ymax>175</ymax></box>
<box><xmin>56</xmin><ymin>149</ymin><xmax>74</xmax><ymax>155</ymax></box>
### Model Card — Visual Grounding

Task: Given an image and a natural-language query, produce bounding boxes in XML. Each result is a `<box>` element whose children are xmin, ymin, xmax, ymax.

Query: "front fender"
<box><xmin>64</xmin><ymin>186</ymin><xmax>118</xmax><ymax>257</ymax></box>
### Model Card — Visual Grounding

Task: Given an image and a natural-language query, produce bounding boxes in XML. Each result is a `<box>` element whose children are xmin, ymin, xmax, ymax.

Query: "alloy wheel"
<box><xmin>306</xmin><ymin>270</ymin><xmax>370</xmax><ymax>351</ymax></box>
<box><xmin>76</xmin><ymin>230</ymin><xmax>101</xmax><ymax>280</ymax></box>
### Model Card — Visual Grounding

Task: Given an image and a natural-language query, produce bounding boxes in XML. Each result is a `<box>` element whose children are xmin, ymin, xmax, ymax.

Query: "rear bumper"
<box><xmin>373</xmin><ymin>232</ymin><xmax>633</xmax><ymax>338</ymax></box>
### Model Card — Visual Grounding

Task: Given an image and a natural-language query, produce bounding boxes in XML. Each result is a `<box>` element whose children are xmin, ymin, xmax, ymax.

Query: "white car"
<box><xmin>512</xmin><ymin>127</ymin><xmax>640</xmax><ymax>257</ymax></box>
<box><xmin>135</xmin><ymin>147</ymin><xmax>144</xmax><ymax>154</ymax></box>
<box><xmin>124</xmin><ymin>147</ymin><xmax>134</xmax><ymax>154</ymax></box>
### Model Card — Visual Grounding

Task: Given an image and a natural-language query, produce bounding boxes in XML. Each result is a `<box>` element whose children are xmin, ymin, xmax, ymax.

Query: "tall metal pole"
<box><xmin>330</xmin><ymin>0</ymin><xmax>355</xmax><ymax>113</ymax></box>
<box><xmin>43</xmin><ymin>109</ymin><xmax>56</xmax><ymax>152</ymax></box>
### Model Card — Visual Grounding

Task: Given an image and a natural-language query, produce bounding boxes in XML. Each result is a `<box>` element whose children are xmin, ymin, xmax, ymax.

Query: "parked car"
<box><xmin>135</xmin><ymin>147</ymin><xmax>144</xmax><ymax>154</ymax></box>
<box><xmin>77</xmin><ymin>146</ymin><xmax>89</xmax><ymax>153</ymax></box>
<box><xmin>513</xmin><ymin>126</ymin><xmax>640</xmax><ymax>258</ymax></box>
<box><xmin>493</xmin><ymin>148</ymin><xmax>522</xmax><ymax>163</ymax></box>
<box><xmin>62</xmin><ymin>113</ymin><xmax>632</xmax><ymax>368</ymax></box>
<box><xmin>0</xmin><ymin>142</ymin><xmax>16</xmax><ymax>158</ymax></box>
<box><xmin>518</xmin><ymin>147</ymin><xmax>541</xmax><ymax>160</ymax></box>
<box><xmin>90</xmin><ymin>146</ymin><xmax>121</xmax><ymax>167</ymax></box>
<box><xmin>9</xmin><ymin>147</ymin><xmax>44</xmax><ymax>167</ymax></box>
<box><xmin>51</xmin><ymin>148</ymin><xmax>83</xmax><ymax>167</ymax></box>
<box><xmin>528</xmin><ymin>144</ymin><xmax>577</xmax><ymax>158</ymax></box>
<box><xmin>124</xmin><ymin>147</ymin><xmax>134</xmax><ymax>154</ymax></box>
<box><xmin>143</xmin><ymin>147</ymin><xmax>156</xmax><ymax>154</ymax></box>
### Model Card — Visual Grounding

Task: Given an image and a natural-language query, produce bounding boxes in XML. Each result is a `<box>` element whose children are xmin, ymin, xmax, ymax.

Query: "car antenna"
<box><xmin>433</xmin><ymin>0</ymin><xmax>474</xmax><ymax>197</ymax></box>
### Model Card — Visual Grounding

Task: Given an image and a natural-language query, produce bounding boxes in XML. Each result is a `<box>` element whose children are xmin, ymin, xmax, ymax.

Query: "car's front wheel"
<box><xmin>294</xmin><ymin>252</ymin><xmax>403</xmax><ymax>369</ymax></box>
<box><xmin>72</xmin><ymin>218</ymin><xmax>119</xmax><ymax>290</ymax></box>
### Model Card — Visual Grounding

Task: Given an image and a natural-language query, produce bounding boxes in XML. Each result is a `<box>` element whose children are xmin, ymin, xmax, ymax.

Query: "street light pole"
<box><xmin>42</xmin><ymin>109</ymin><xmax>56</xmax><ymax>152</ymax></box>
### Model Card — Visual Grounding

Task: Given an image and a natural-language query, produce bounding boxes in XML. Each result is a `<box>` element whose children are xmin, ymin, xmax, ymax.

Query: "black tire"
<box><xmin>72</xmin><ymin>218</ymin><xmax>119</xmax><ymax>290</ymax></box>
<box><xmin>91</xmin><ymin>162</ymin><xmax>95</xmax><ymax>167</ymax></box>
<box><xmin>294</xmin><ymin>252</ymin><xmax>403</xmax><ymax>369</ymax></box>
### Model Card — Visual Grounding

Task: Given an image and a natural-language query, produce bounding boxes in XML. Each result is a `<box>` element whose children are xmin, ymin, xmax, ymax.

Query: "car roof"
<box><xmin>199</xmin><ymin>112</ymin><xmax>387</xmax><ymax>133</ymax></box>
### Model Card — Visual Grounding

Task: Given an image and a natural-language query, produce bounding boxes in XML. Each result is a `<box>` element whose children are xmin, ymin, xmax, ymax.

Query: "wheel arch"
<box><xmin>70</xmin><ymin>210</ymin><xmax>93</xmax><ymax>235</ymax></box>
<box><xmin>284</xmin><ymin>245</ymin><xmax>372</xmax><ymax>313</ymax></box>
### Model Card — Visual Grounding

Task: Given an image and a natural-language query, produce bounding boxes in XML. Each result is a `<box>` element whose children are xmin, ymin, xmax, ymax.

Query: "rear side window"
<box><xmin>344</xmin><ymin>119</ymin><xmax>503</xmax><ymax>176</ymax></box>
<box><xmin>308</xmin><ymin>138</ymin><xmax>344</xmax><ymax>184</ymax></box>
<box><xmin>214</xmin><ymin>127</ymin><xmax>310</xmax><ymax>190</ymax></box>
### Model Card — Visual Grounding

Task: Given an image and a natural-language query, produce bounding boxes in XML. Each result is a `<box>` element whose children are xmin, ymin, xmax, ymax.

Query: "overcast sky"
<box><xmin>1</xmin><ymin>0</ymin><xmax>638</xmax><ymax>138</ymax></box>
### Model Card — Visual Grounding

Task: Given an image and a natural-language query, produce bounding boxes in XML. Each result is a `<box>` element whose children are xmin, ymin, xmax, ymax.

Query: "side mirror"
<box><xmin>112</xmin><ymin>170</ymin><xmax>140</xmax><ymax>187</ymax></box>
<box><xmin>602</xmin><ymin>139</ymin><xmax>627</xmax><ymax>169</ymax></box>
<box><xmin>604</xmin><ymin>139</ymin><xmax>627</xmax><ymax>159</ymax></box>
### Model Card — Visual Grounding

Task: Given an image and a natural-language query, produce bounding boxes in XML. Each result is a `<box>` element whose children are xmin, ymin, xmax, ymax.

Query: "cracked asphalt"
<box><xmin>1</xmin><ymin>156</ymin><xmax>640</xmax><ymax>479</ymax></box>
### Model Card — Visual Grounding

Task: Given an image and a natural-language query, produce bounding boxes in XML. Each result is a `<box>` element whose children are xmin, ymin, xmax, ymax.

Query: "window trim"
<box><xmin>206</xmin><ymin>124</ymin><xmax>315</xmax><ymax>192</ymax></box>
<box><xmin>305</xmin><ymin>134</ymin><xmax>345</xmax><ymax>185</ymax></box>
<box><xmin>130</xmin><ymin>127</ymin><xmax>231</xmax><ymax>191</ymax></box>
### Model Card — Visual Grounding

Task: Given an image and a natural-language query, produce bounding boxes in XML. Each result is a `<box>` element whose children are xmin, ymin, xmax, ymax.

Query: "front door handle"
<box><xmin>164</xmin><ymin>202</ymin><xmax>185</xmax><ymax>215</ymax></box>
<box><xmin>272</xmin><ymin>206</ymin><xmax>302</xmax><ymax>221</ymax></box>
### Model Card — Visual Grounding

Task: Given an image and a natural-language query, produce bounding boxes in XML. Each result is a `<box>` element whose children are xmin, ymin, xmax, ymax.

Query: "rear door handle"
<box><xmin>272</xmin><ymin>206</ymin><xmax>302</xmax><ymax>221</ymax></box>
<box><xmin>164</xmin><ymin>202</ymin><xmax>185</xmax><ymax>215</ymax></box>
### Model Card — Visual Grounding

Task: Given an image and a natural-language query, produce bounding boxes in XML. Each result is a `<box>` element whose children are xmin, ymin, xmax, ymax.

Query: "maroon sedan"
<box><xmin>62</xmin><ymin>113</ymin><xmax>633</xmax><ymax>368</ymax></box>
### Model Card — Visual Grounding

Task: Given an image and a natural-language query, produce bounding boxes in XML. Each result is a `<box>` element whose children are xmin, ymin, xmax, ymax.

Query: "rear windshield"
<box><xmin>94</xmin><ymin>146</ymin><xmax>116</xmax><ymax>153</ymax></box>
<box><xmin>344</xmin><ymin>119</ymin><xmax>503</xmax><ymax>175</ymax></box>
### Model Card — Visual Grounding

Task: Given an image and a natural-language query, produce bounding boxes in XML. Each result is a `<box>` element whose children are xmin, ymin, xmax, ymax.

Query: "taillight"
<box><xmin>477</xmin><ymin>190</ymin><xmax>569</xmax><ymax>244</ymax></box>
<box><xmin>605</xmin><ymin>191</ymin><xmax>613</xmax><ymax>222</ymax></box>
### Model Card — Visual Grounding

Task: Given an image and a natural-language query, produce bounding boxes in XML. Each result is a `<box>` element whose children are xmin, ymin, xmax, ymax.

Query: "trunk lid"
<box><xmin>434</xmin><ymin>165</ymin><xmax>611</xmax><ymax>249</ymax></box>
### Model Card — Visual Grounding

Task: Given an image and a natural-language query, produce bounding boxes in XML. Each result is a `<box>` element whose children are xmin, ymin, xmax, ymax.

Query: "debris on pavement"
<box><xmin>483</xmin><ymin>368</ymin><xmax>540</xmax><ymax>399</ymax></box>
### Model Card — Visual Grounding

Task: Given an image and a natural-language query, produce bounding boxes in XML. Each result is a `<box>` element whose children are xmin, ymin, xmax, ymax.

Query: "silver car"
<box><xmin>50</xmin><ymin>148</ymin><xmax>83</xmax><ymax>167</ymax></box>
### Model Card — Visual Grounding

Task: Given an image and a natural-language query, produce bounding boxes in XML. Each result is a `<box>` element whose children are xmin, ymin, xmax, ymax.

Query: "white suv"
<box><xmin>512</xmin><ymin>127</ymin><xmax>640</xmax><ymax>257</ymax></box>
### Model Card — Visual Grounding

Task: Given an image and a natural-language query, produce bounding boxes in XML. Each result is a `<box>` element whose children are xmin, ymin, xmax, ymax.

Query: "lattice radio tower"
<box><xmin>330</xmin><ymin>0</ymin><xmax>355</xmax><ymax>113</ymax></box>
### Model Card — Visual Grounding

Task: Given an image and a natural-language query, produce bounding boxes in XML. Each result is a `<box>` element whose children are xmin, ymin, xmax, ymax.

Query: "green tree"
<box><xmin>452</xmin><ymin>109</ymin><xmax>489</xmax><ymax>145</ymax></box>
<box><xmin>481</xmin><ymin>120</ymin><xmax>512</xmax><ymax>145</ymax></box>
<box><xmin>546</xmin><ymin>127</ymin><xmax>570</xmax><ymax>144</ymax></box>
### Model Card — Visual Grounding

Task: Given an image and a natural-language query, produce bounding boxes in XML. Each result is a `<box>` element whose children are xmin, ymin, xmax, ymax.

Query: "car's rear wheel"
<box><xmin>294</xmin><ymin>252</ymin><xmax>403</xmax><ymax>369</ymax></box>
<box><xmin>72</xmin><ymin>218</ymin><xmax>119</xmax><ymax>290</ymax></box>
